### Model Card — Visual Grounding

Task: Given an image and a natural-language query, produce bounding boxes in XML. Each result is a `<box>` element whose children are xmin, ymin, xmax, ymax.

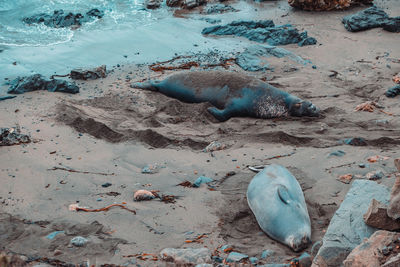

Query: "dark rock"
<box><xmin>343</xmin><ymin>137</ymin><xmax>367</xmax><ymax>146</ymax></box>
<box><xmin>236</xmin><ymin>44</ymin><xmax>310</xmax><ymax>72</ymax></box>
<box><xmin>166</xmin><ymin>0</ymin><xmax>183</xmax><ymax>7</ymax></box>
<box><xmin>385</xmin><ymin>85</ymin><xmax>400</xmax><ymax>98</ymax></box>
<box><xmin>0</xmin><ymin>127</ymin><xmax>31</xmax><ymax>146</ymax></box>
<box><xmin>343</xmin><ymin>230</ymin><xmax>400</xmax><ymax>267</ymax></box>
<box><xmin>342</xmin><ymin>6</ymin><xmax>390</xmax><ymax>32</ymax></box>
<box><xmin>288</xmin><ymin>0</ymin><xmax>373</xmax><ymax>11</ymax></box>
<box><xmin>206</xmin><ymin>4</ymin><xmax>237</xmax><ymax>14</ymax></box>
<box><xmin>328</xmin><ymin>150</ymin><xmax>346</xmax><ymax>157</ymax></box>
<box><xmin>0</xmin><ymin>95</ymin><xmax>16</xmax><ymax>101</ymax></box>
<box><xmin>388</xmin><ymin>174</ymin><xmax>400</xmax><ymax>220</ymax></box>
<box><xmin>70</xmin><ymin>65</ymin><xmax>107</xmax><ymax>80</ymax></box>
<box><xmin>383</xmin><ymin>17</ymin><xmax>400</xmax><ymax>32</ymax></box>
<box><xmin>200</xmin><ymin>18</ymin><xmax>221</xmax><ymax>24</ymax></box>
<box><xmin>146</xmin><ymin>0</ymin><xmax>162</xmax><ymax>9</ymax></box>
<box><xmin>202</xmin><ymin>20</ymin><xmax>317</xmax><ymax>46</ymax></box>
<box><xmin>184</xmin><ymin>0</ymin><xmax>206</xmax><ymax>9</ymax></box>
<box><xmin>311</xmin><ymin>241</ymin><xmax>322</xmax><ymax>258</ymax></box>
<box><xmin>8</xmin><ymin>74</ymin><xmax>79</xmax><ymax>95</ymax></box>
<box><xmin>313</xmin><ymin>180</ymin><xmax>390</xmax><ymax>267</ymax></box>
<box><xmin>101</xmin><ymin>183</ymin><xmax>112</xmax><ymax>188</ymax></box>
<box><xmin>363</xmin><ymin>199</ymin><xmax>400</xmax><ymax>231</ymax></box>
<box><xmin>160</xmin><ymin>247</ymin><xmax>211</xmax><ymax>265</ymax></box>
<box><xmin>23</xmin><ymin>8</ymin><xmax>104</xmax><ymax>28</ymax></box>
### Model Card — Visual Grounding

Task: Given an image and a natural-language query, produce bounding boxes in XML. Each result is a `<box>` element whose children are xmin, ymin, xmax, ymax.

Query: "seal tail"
<box><xmin>130</xmin><ymin>80</ymin><xmax>159</xmax><ymax>91</ymax></box>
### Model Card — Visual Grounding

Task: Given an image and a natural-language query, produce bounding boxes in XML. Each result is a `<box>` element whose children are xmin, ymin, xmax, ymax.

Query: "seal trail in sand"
<box><xmin>131</xmin><ymin>70</ymin><xmax>319</xmax><ymax>122</ymax></box>
<box><xmin>246</xmin><ymin>164</ymin><xmax>311</xmax><ymax>252</ymax></box>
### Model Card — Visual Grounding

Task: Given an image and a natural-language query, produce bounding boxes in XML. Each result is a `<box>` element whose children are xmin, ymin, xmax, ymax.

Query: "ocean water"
<box><xmin>0</xmin><ymin>0</ymin><xmax>269</xmax><ymax>81</ymax></box>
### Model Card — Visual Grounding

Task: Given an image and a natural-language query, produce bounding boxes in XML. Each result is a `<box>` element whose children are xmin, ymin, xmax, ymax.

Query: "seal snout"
<box><xmin>289</xmin><ymin>234</ymin><xmax>311</xmax><ymax>252</ymax></box>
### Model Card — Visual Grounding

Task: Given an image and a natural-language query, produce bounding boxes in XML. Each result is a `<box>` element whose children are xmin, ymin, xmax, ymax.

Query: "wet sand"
<box><xmin>1</xmin><ymin>0</ymin><xmax>400</xmax><ymax>266</ymax></box>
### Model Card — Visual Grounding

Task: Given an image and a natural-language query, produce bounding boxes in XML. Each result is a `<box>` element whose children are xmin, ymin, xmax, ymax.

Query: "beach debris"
<box><xmin>158</xmin><ymin>194</ymin><xmax>177</xmax><ymax>204</ymax></box>
<box><xmin>177</xmin><ymin>180</ymin><xmax>193</xmax><ymax>187</ymax></box>
<box><xmin>367</xmin><ymin>155</ymin><xmax>390</xmax><ymax>163</ymax></box>
<box><xmin>46</xmin><ymin>231</ymin><xmax>65</xmax><ymax>240</ymax></box>
<box><xmin>328</xmin><ymin>150</ymin><xmax>346</xmax><ymax>157</ymax></box>
<box><xmin>160</xmin><ymin>247</ymin><xmax>211</xmax><ymax>265</ymax></box>
<box><xmin>23</xmin><ymin>8</ymin><xmax>104</xmax><ymax>28</ymax></box>
<box><xmin>288</xmin><ymin>0</ymin><xmax>372</xmax><ymax>11</ymax></box>
<box><xmin>8</xmin><ymin>74</ymin><xmax>79</xmax><ymax>95</ymax></box>
<box><xmin>343</xmin><ymin>230</ymin><xmax>400</xmax><ymax>267</ymax></box>
<box><xmin>202</xmin><ymin>20</ymin><xmax>317</xmax><ymax>47</ymax></box>
<box><xmin>363</xmin><ymin>199</ymin><xmax>400</xmax><ymax>231</ymax></box>
<box><xmin>0</xmin><ymin>127</ymin><xmax>31</xmax><ymax>146</ymax></box>
<box><xmin>70</xmin><ymin>236</ymin><xmax>89</xmax><ymax>247</ymax></box>
<box><xmin>385</xmin><ymin>85</ymin><xmax>400</xmax><ymax>98</ymax></box>
<box><xmin>69</xmin><ymin>65</ymin><xmax>106</xmax><ymax>80</ymax></box>
<box><xmin>0</xmin><ymin>95</ymin><xmax>16</xmax><ymax>101</ymax></box>
<box><xmin>134</xmin><ymin>190</ymin><xmax>156</xmax><ymax>201</ymax></box>
<box><xmin>236</xmin><ymin>44</ymin><xmax>311</xmax><ymax>72</ymax></box>
<box><xmin>185</xmin><ymin>233</ymin><xmax>208</xmax><ymax>243</ymax></box>
<box><xmin>142</xmin><ymin>164</ymin><xmax>159</xmax><ymax>174</ymax></box>
<box><xmin>48</xmin><ymin>166</ymin><xmax>115</xmax><ymax>176</ymax></box>
<box><xmin>68</xmin><ymin>203</ymin><xmax>136</xmax><ymax>214</ymax></box>
<box><xmin>342</xmin><ymin>6</ymin><xmax>400</xmax><ymax>33</ymax></box>
<box><xmin>290</xmin><ymin>252</ymin><xmax>312</xmax><ymax>267</ymax></box>
<box><xmin>393</xmin><ymin>73</ymin><xmax>400</xmax><ymax>84</ymax></box>
<box><xmin>203</xmin><ymin>141</ymin><xmax>225</xmax><ymax>152</ymax></box>
<box><xmin>206</xmin><ymin>4</ymin><xmax>238</xmax><ymax>14</ymax></box>
<box><xmin>338</xmin><ymin>174</ymin><xmax>353</xmax><ymax>184</ymax></box>
<box><xmin>355</xmin><ymin>101</ymin><xmax>378</xmax><ymax>112</ymax></box>
<box><xmin>313</xmin><ymin>180</ymin><xmax>390</xmax><ymax>266</ymax></box>
<box><xmin>219</xmin><ymin>244</ymin><xmax>233</xmax><ymax>253</ymax></box>
<box><xmin>123</xmin><ymin>253</ymin><xmax>158</xmax><ymax>261</ymax></box>
<box><xmin>343</xmin><ymin>137</ymin><xmax>367</xmax><ymax>146</ymax></box>
<box><xmin>226</xmin><ymin>252</ymin><xmax>248</xmax><ymax>263</ymax></box>
<box><xmin>193</xmin><ymin>176</ymin><xmax>213</xmax><ymax>187</ymax></box>
<box><xmin>365</xmin><ymin>170</ymin><xmax>384</xmax><ymax>180</ymax></box>
<box><xmin>388</xmin><ymin>169</ymin><xmax>400</xmax><ymax>220</ymax></box>
<box><xmin>101</xmin><ymin>182</ymin><xmax>112</xmax><ymax>188</ymax></box>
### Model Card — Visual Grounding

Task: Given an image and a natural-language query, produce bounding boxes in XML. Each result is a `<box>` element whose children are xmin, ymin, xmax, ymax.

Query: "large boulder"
<box><xmin>343</xmin><ymin>230</ymin><xmax>400</xmax><ymax>267</ymax></box>
<box><xmin>312</xmin><ymin>180</ymin><xmax>390</xmax><ymax>267</ymax></box>
<box><xmin>363</xmin><ymin>199</ymin><xmax>400</xmax><ymax>231</ymax></box>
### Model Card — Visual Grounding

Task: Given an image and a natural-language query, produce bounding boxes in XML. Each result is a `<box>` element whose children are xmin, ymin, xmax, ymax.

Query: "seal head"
<box><xmin>289</xmin><ymin>99</ymin><xmax>320</xmax><ymax>117</ymax></box>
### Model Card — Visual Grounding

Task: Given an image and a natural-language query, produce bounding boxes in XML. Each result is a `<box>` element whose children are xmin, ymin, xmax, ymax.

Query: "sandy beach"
<box><xmin>1</xmin><ymin>0</ymin><xmax>400</xmax><ymax>266</ymax></box>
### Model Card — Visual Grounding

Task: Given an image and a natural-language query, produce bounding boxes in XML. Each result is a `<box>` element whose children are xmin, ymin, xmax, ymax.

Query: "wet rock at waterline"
<box><xmin>289</xmin><ymin>0</ymin><xmax>373</xmax><ymax>11</ymax></box>
<box><xmin>70</xmin><ymin>65</ymin><xmax>107</xmax><ymax>80</ymax></box>
<box><xmin>7</xmin><ymin>74</ymin><xmax>79</xmax><ymax>95</ymax></box>
<box><xmin>202</xmin><ymin>20</ymin><xmax>317</xmax><ymax>46</ymax></box>
<box><xmin>23</xmin><ymin>9</ymin><xmax>104</xmax><ymax>28</ymax></box>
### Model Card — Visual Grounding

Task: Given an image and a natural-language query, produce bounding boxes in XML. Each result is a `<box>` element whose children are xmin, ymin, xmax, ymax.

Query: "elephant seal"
<box><xmin>246</xmin><ymin>164</ymin><xmax>311</xmax><ymax>251</ymax></box>
<box><xmin>131</xmin><ymin>71</ymin><xmax>319</xmax><ymax>122</ymax></box>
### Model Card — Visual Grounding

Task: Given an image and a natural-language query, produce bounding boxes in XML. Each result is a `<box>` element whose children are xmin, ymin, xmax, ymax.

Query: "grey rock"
<box><xmin>8</xmin><ymin>74</ymin><xmax>79</xmax><ymax>94</ymax></box>
<box><xmin>385</xmin><ymin>85</ymin><xmax>400</xmax><ymax>98</ymax></box>
<box><xmin>0</xmin><ymin>127</ymin><xmax>31</xmax><ymax>146</ymax></box>
<box><xmin>160</xmin><ymin>247</ymin><xmax>211</xmax><ymax>265</ymax></box>
<box><xmin>342</xmin><ymin>6</ymin><xmax>390</xmax><ymax>32</ymax></box>
<box><xmin>206</xmin><ymin>4</ymin><xmax>237</xmax><ymax>14</ymax></box>
<box><xmin>383</xmin><ymin>17</ymin><xmax>400</xmax><ymax>32</ymax></box>
<box><xmin>226</xmin><ymin>252</ymin><xmax>248</xmax><ymax>263</ymax></box>
<box><xmin>70</xmin><ymin>236</ymin><xmax>89</xmax><ymax>247</ymax></box>
<box><xmin>70</xmin><ymin>65</ymin><xmax>106</xmax><ymax>80</ymax></box>
<box><xmin>363</xmin><ymin>199</ymin><xmax>400</xmax><ymax>231</ymax></box>
<box><xmin>388</xmin><ymin>175</ymin><xmax>400</xmax><ymax>220</ymax></box>
<box><xmin>313</xmin><ymin>180</ymin><xmax>390</xmax><ymax>267</ymax></box>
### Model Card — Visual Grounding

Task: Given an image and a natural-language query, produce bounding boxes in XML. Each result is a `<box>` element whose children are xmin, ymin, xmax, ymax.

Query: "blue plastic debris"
<box><xmin>193</xmin><ymin>176</ymin><xmax>213</xmax><ymax>188</ymax></box>
<box><xmin>46</xmin><ymin>231</ymin><xmax>64</xmax><ymax>240</ymax></box>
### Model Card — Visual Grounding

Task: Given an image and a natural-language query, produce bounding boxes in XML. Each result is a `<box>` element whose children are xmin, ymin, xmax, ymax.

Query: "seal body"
<box><xmin>246</xmin><ymin>164</ymin><xmax>311</xmax><ymax>251</ymax></box>
<box><xmin>131</xmin><ymin>71</ymin><xmax>319</xmax><ymax>121</ymax></box>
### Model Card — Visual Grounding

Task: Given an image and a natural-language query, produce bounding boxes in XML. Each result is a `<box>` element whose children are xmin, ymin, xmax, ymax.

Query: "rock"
<box><xmin>292</xmin><ymin>252</ymin><xmax>312</xmax><ymax>267</ymax></box>
<box><xmin>70</xmin><ymin>236</ymin><xmax>88</xmax><ymax>247</ymax></box>
<box><xmin>160</xmin><ymin>247</ymin><xmax>211</xmax><ymax>265</ymax></box>
<box><xmin>0</xmin><ymin>127</ymin><xmax>31</xmax><ymax>146</ymax></box>
<box><xmin>70</xmin><ymin>65</ymin><xmax>106</xmax><ymax>80</ymax></box>
<box><xmin>261</xmin><ymin>249</ymin><xmax>274</xmax><ymax>259</ymax></box>
<box><xmin>236</xmin><ymin>44</ymin><xmax>310</xmax><ymax>72</ymax></box>
<box><xmin>202</xmin><ymin>20</ymin><xmax>317</xmax><ymax>46</ymax></box>
<box><xmin>0</xmin><ymin>95</ymin><xmax>16</xmax><ymax>101</ymax></box>
<box><xmin>312</xmin><ymin>180</ymin><xmax>390</xmax><ymax>267</ymax></box>
<box><xmin>142</xmin><ymin>164</ymin><xmax>159</xmax><ymax>174</ymax></box>
<box><xmin>338</xmin><ymin>174</ymin><xmax>353</xmax><ymax>184</ymax></box>
<box><xmin>383</xmin><ymin>17</ymin><xmax>400</xmax><ymax>32</ymax></box>
<box><xmin>193</xmin><ymin>176</ymin><xmax>213</xmax><ymax>187</ymax></box>
<box><xmin>184</xmin><ymin>0</ymin><xmax>206</xmax><ymax>9</ymax></box>
<box><xmin>250</xmin><ymin>257</ymin><xmax>258</xmax><ymax>264</ymax></box>
<box><xmin>101</xmin><ymin>182</ymin><xmax>112</xmax><ymax>188</ymax></box>
<box><xmin>206</xmin><ymin>4</ymin><xmax>237</xmax><ymax>14</ymax></box>
<box><xmin>385</xmin><ymin>85</ymin><xmax>400</xmax><ymax>98</ymax></box>
<box><xmin>166</xmin><ymin>0</ymin><xmax>183</xmax><ymax>7</ymax></box>
<box><xmin>203</xmin><ymin>141</ymin><xmax>225</xmax><ymax>152</ymax></box>
<box><xmin>343</xmin><ymin>230</ymin><xmax>400</xmax><ymax>267</ymax></box>
<box><xmin>342</xmin><ymin>6</ymin><xmax>390</xmax><ymax>32</ymax></box>
<box><xmin>288</xmin><ymin>0</ymin><xmax>372</xmax><ymax>11</ymax></box>
<box><xmin>134</xmin><ymin>190</ymin><xmax>156</xmax><ymax>201</ymax></box>
<box><xmin>365</xmin><ymin>170</ymin><xmax>384</xmax><ymax>180</ymax></box>
<box><xmin>146</xmin><ymin>0</ymin><xmax>162</xmax><ymax>9</ymax></box>
<box><xmin>311</xmin><ymin>241</ymin><xmax>322</xmax><ymax>258</ymax></box>
<box><xmin>23</xmin><ymin>8</ymin><xmax>104</xmax><ymax>28</ymax></box>
<box><xmin>8</xmin><ymin>74</ymin><xmax>79</xmax><ymax>95</ymax></box>
<box><xmin>387</xmin><ymin>174</ymin><xmax>400</xmax><ymax>220</ymax></box>
<box><xmin>226</xmin><ymin>252</ymin><xmax>248</xmax><ymax>263</ymax></box>
<box><xmin>363</xmin><ymin>199</ymin><xmax>400</xmax><ymax>231</ymax></box>
<box><xmin>328</xmin><ymin>150</ymin><xmax>346</xmax><ymax>157</ymax></box>
<box><xmin>343</xmin><ymin>137</ymin><xmax>367</xmax><ymax>146</ymax></box>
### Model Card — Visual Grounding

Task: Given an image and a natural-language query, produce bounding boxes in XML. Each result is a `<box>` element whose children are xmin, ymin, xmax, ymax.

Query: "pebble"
<box><xmin>70</xmin><ymin>236</ymin><xmax>88</xmax><ymax>247</ymax></box>
<box><xmin>226</xmin><ymin>252</ymin><xmax>248</xmax><ymax>263</ymax></box>
<box><xmin>101</xmin><ymin>182</ymin><xmax>112</xmax><ymax>188</ymax></box>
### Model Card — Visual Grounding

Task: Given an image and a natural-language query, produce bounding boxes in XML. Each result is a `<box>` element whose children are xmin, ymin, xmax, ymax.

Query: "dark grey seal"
<box><xmin>131</xmin><ymin>71</ymin><xmax>319</xmax><ymax>122</ymax></box>
<box><xmin>246</xmin><ymin>164</ymin><xmax>311</xmax><ymax>251</ymax></box>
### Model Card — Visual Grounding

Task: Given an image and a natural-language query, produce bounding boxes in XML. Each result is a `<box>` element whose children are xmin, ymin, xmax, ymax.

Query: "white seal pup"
<box><xmin>246</xmin><ymin>164</ymin><xmax>311</xmax><ymax>251</ymax></box>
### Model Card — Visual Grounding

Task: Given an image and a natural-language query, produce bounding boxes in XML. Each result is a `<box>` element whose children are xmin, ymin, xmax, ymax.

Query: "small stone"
<box><xmin>101</xmin><ymin>182</ymin><xmax>112</xmax><ymax>188</ymax></box>
<box><xmin>366</xmin><ymin>170</ymin><xmax>384</xmax><ymax>180</ymax></box>
<box><xmin>328</xmin><ymin>150</ymin><xmax>346</xmax><ymax>157</ymax></box>
<box><xmin>226</xmin><ymin>252</ymin><xmax>248</xmax><ymax>263</ymax></box>
<box><xmin>70</xmin><ymin>236</ymin><xmax>88</xmax><ymax>247</ymax></box>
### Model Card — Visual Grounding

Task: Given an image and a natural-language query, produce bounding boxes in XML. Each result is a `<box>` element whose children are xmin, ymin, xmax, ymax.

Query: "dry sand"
<box><xmin>1</xmin><ymin>0</ymin><xmax>400</xmax><ymax>266</ymax></box>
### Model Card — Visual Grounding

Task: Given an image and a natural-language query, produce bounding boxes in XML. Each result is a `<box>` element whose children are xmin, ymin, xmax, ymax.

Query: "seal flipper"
<box><xmin>207</xmin><ymin>107</ymin><xmax>232</xmax><ymax>122</ymax></box>
<box><xmin>277</xmin><ymin>185</ymin><xmax>291</xmax><ymax>205</ymax></box>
